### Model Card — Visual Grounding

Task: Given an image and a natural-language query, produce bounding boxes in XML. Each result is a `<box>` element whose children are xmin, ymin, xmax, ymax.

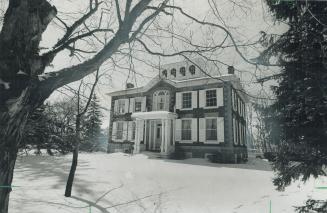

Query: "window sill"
<box><xmin>179</xmin><ymin>108</ymin><xmax>193</xmax><ymax>111</ymax></box>
<box><xmin>181</xmin><ymin>140</ymin><xmax>193</xmax><ymax>143</ymax></box>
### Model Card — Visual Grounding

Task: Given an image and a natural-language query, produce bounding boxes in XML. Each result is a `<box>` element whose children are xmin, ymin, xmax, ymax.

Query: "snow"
<box><xmin>10</xmin><ymin>153</ymin><xmax>326</xmax><ymax>213</ymax></box>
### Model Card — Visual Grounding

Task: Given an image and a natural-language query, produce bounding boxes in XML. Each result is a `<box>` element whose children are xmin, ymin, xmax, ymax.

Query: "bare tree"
<box><xmin>0</xmin><ymin>0</ymin><xmax>264</xmax><ymax>212</ymax></box>
<box><xmin>65</xmin><ymin>69</ymin><xmax>99</xmax><ymax>197</ymax></box>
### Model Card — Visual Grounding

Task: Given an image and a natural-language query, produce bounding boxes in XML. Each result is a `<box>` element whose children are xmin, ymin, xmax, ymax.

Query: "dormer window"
<box><xmin>171</xmin><ymin>68</ymin><xmax>176</xmax><ymax>77</ymax></box>
<box><xmin>180</xmin><ymin>67</ymin><xmax>186</xmax><ymax>76</ymax></box>
<box><xmin>189</xmin><ymin>65</ymin><xmax>196</xmax><ymax>75</ymax></box>
<box><xmin>162</xmin><ymin>69</ymin><xmax>167</xmax><ymax>77</ymax></box>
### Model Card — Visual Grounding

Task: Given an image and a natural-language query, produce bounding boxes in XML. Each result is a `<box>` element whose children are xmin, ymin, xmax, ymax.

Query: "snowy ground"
<box><xmin>9</xmin><ymin>152</ymin><xmax>326</xmax><ymax>213</ymax></box>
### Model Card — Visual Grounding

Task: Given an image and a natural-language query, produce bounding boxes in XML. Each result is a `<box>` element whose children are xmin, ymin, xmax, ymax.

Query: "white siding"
<box><xmin>216</xmin><ymin>88</ymin><xmax>224</xmax><ymax>107</ymax></box>
<box><xmin>122</xmin><ymin>122</ymin><xmax>128</xmax><ymax>141</ymax></box>
<box><xmin>141</xmin><ymin>97</ymin><xmax>146</xmax><ymax>112</ymax></box>
<box><xmin>112</xmin><ymin>122</ymin><xmax>117</xmax><ymax>140</ymax></box>
<box><xmin>175</xmin><ymin>92</ymin><xmax>182</xmax><ymax>110</ymax></box>
<box><xmin>199</xmin><ymin>118</ymin><xmax>205</xmax><ymax>142</ymax></box>
<box><xmin>129</xmin><ymin>98</ymin><xmax>135</xmax><ymax>113</ymax></box>
<box><xmin>217</xmin><ymin>117</ymin><xmax>224</xmax><ymax>143</ymax></box>
<box><xmin>199</xmin><ymin>90</ymin><xmax>205</xmax><ymax>108</ymax></box>
<box><xmin>192</xmin><ymin>91</ymin><xmax>197</xmax><ymax>109</ymax></box>
<box><xmin>191</xmin><ymin>118</ymin><xmax>197</xmax><ymax>142</ymax></box>
<box><xmin>175</xmin><ymin>119</ymin><xmax>181</xmax><ymax>141</ymax></box>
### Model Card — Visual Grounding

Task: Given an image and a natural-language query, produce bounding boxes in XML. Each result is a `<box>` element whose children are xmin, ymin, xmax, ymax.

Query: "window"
<box><xmin>135</xmin><ymin>101</ymin><xmax>142</xmax><ymax>112</ymax></box>
<box><xmin>153</xmin><ymin>90</ymin><xmax>169</xmax><ymax>111</ymax></box>
<box><xmin>162</xmin><ymin>70</ymin><xmax>167</xmax><ymax>77</ymax></box>
<box><xmin>182</xmin><ymin>92</ymin><xmax>192</xmax><ymax>109</ymax></box>
<box><xmin>206</xmin><ymin>118</ymin><xmax>217</xmax><ymax>140</ymax></box>
<box><xmin>158</xmin><ymin>92</ymin><xmax>165</xmax><ymax>110</ymax></box>
<box><xmin>206</xmin><ymin>90</ymin><xmax>217</xmax><ymax>107</ymax></box>
<box><xmin>181</xmin><ymin>120</ymin><xmax>192</xmax><ymax>140</ymax></box>
<box><xmin>180</xmin><ymin>67</ymin><xmax>186</xmax><ymax>76</ymax></box>
<box><xmin>171</xmin><ymin>68</ymin><xmax>176</xmax><ymax>77</ymax></box>
<box><xmin>189</xmin><ymin>65</ymin><xmax>196</xmax><ymax>75</ymax></box>
<box><xmin>116</xmin><ymin>122</ymin><xmax>123</xmax><ymax>140</ymax></box>
<box><xmin>118</xmin><ymin>99</ymin><xmax>125</xmax><ymax>114</ymax></box>
<box><xmin>131</xmin><ymin>122</ymin><xmax>136</xmax><ymax>140</ymax></box>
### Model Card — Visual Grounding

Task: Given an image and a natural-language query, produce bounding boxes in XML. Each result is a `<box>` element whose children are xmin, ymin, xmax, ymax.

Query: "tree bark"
<box><xmin>0</xmin><ymin>110</ymin><xmax>30</xmax><ymax>213</ymax></box>
<box><xmin>0</xmin><ymin>1</ymin><xmax>56</xmax><ymax>211</ymax></box>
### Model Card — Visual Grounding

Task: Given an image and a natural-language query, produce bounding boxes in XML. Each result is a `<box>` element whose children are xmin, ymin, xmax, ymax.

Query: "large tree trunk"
<box><xmin>0</xmin><ymin>110</ymin><xmax>30</xmax><ymax>213</ymax></box>
<box><xmin>0</xmin><ymin>1</ymin><xmax>56</xmax><ymax>212</ymax></box>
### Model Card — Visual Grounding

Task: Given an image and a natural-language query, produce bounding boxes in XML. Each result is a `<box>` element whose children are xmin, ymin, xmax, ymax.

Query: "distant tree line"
<box><xmin>22</xmin><ymin>94</ymin><xmax>106</xmax><ymax>155</ymax></box>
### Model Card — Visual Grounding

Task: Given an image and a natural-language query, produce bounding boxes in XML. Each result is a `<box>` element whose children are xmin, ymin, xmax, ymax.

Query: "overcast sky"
<box><xmin>30</xmin><ymin>0</ymin><xmax>288</xmax><ymax>128</ymax></box>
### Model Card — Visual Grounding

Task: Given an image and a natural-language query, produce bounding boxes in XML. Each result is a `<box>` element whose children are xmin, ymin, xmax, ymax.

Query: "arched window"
<box><xmin>189</xmin><ymin>65</ymin><xmax>196</xmax><ymax>75</ymax></box>
<box><xmin>162</xmin><ymin>70</ymin><xmax>167</xmax><ymax>77</ymax></box>
<box><xmin>153</xmin><ymin>90</ymin><xmax>170</xmax><ymax>111</ymax></box>
<box><xmin>180</xmin><ymin>67</ymin><xmax>186</xmax><ymax>76</ymax></box>
<box><xmin>170</xmin><ymin>68</ymin><xmax>176</xmax><ymax>77</ymax></box>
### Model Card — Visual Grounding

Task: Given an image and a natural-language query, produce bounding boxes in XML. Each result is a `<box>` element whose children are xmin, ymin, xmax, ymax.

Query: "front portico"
<box><xmin>131</xmin><ymin>111</ymin><xmax>177</xmax><ymax>157</ymax></box>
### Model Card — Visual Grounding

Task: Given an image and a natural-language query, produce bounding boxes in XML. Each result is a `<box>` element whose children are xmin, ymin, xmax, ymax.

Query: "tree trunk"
<box><xmin>0</xmin><ymin>146</ymin><xmax>18</xmax><ymax>213</ymax></box>
<box><xmin>64</xmin><ymin>116</ymin><xmax>81</xmax><ymax>197</ymax></box>
<box><xmin>0</xmin><ymin>110</ymin><xmax>30</xmax><ymax>213</ymax></box>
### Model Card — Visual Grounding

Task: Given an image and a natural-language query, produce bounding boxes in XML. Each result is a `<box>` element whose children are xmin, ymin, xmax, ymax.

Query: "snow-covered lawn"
<box><xmin>10</xmin><ymin>153</ymin><xmax>326</xmax><ymax>213</ymax></box>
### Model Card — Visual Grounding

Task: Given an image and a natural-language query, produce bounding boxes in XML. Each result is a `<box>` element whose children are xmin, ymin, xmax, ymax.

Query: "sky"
<box><xmin>4</xmin><ymin>0</ymin><xmax>287</xmax><ymax>128</ymax></box>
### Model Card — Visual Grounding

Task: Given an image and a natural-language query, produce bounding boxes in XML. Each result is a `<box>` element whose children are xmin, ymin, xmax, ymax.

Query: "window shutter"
<box><xmin>127</xmin><ymin>121</ymin><xmax>133</xmax><ymax>141</ymax></box>
<box><xmin>192</xmin><ymin>91</ymin><xmax>197</xmax><ymax>109</ymax></box>
<box><xmin>114</xmin><ymin>100</ymin><xmax>118</xmax><ymax>113</ymax></box>
<box><xmin>123</xmin><ymin>122</ymin><xmax>128</xmax><ymax>141</ymax></box>
<box><xmin>199</xmin><ymin>118</ymin><xmax>205</xmax><ymax>142</ymax></box>
<box><xmin>124</xmin><ymin>99</ymin><xmax>129</xmax><ymax>113</ymax></box>
<box><xmin>199</xmin><ymin>90</ymin><xmax>205</xmax><ymax>108</ymax></box>
<box><xmin>129</xmin><ymin>98</ymin><xmax>135</xmax><ymax>113</ymax></box>
<box><xmin>191</xmin><ymin>118</ymin><xmax>197</xmax><ymax>142</ymax></box>
<box><xmin>216</xmin><ymin>88</ymin><xmax>224</xmax><ymax>107</ymax></box>
<box><xmin>138</xmin><ymin>120</ymin><xmax>144</xmax><ymax>142</ymax></box>
<box><xmin>175</xmin><ymin>92</ymin><xmax>182</xmax><ymax>110</ymax></box>
<box><xmin>217</xmin><ymin>117</ymin><xmax>224</xmax><ymax>143</ymax></box>
<box><xmin>175</xmin><ymin>119</ymin><xmax>181</xmax><ymax>141</ymax></box>
<box><xmin>141</xmin><ymin>97</ymin><xmax>146</xmax><ymax>112</ymax></box>
<box><xmin>112</xmin><ymin>122</ymin><xmax>117</xmax><ymax>140</ymax></box>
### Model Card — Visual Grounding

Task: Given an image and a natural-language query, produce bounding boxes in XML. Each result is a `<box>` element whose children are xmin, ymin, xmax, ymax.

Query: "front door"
<box><xmin>147</xmin><ymin>120</ymin><xmax>162</xmax><ymax>152</ymax></box>
<box><xmin>154</xmin><ymin>123</ymin><xmax>162</xmax><ymax>151</ymax></box>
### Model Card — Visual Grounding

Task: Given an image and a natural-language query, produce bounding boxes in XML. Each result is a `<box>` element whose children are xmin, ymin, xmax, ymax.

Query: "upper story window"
<box><xmin>181</xmin><ymin>119</ymin><xmax>192</xmax><ymax>140</ymax></box>
<box><xmin>206</xmin><ymin>118</ymin><xmax>217</xmax><ymax>140</ymax></box>
<box><xmin>180</xmin><ymin>67</ymin><xmax>186</xmax><ymax>76</ymax></box>
<box><xmin>153</xmin><ymin>90</ymin><xmax>170</xmax><ymax>111</ymax></box>
<box><xmin>118</xmin><ymin>99</ymin><xmax>126</xmax><ymax>114</ymax></box>
<box><xmin>135</xmin><ymin>100</ymin><xmax>142</xmax><ymax>112</ymax></box>
<box><xmin>182</xmin><ymin>92</ymin><xmax>192</xmax><ymax>109</ymax></box>
<box><xmin>206</xmin><ymin>90</ymin><xmax>217</xmax><ymax>107</ymax></box>
<box><xmin>189</xmin><ymin>65</ymin><xmax>196</xmax><ymax>75</ymax></box>
<box><xmin>171</xmin><ymin>68</ymin><xmax>176</xmax><ymax>77</ymax></box>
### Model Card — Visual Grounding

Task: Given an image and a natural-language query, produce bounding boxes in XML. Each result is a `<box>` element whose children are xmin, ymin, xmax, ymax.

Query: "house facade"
<box><xmin>107</xmin><ymin>60</ymin><xmax>248</xmax><ymax>163</ymax></box>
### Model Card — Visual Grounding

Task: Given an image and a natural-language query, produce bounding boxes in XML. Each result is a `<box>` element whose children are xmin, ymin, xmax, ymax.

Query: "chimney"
<box><xmin>228</xmin><ymin>66</ymin><xmax>235</xmax><ymax>74</ymax></box>
<box><xmin>126</xmin><ymin>83</ymin><xmax>134</xmax><ymax>89</ymax></box>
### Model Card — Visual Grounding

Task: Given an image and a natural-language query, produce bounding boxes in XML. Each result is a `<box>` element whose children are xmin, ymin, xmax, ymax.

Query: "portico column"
<box><xmin>161</xmin><ymin>119</ymin><xmax>165</xmax><ymax>153</ymax></box>
<box><xmin>134</xmin><ymin>119</ymin><xmax>142</xmax><ymax>154</ymax></box>
<box><xmin>165</xmin><ymin>119</ymin><xmax>170</xmax><ymax>154</ymax></box>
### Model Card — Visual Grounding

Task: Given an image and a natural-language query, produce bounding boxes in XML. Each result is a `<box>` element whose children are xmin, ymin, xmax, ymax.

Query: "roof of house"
<box><xmin>107</xmin><ymin>74</ymin><xmax>248</xmax><ymax>102</ymax></box>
